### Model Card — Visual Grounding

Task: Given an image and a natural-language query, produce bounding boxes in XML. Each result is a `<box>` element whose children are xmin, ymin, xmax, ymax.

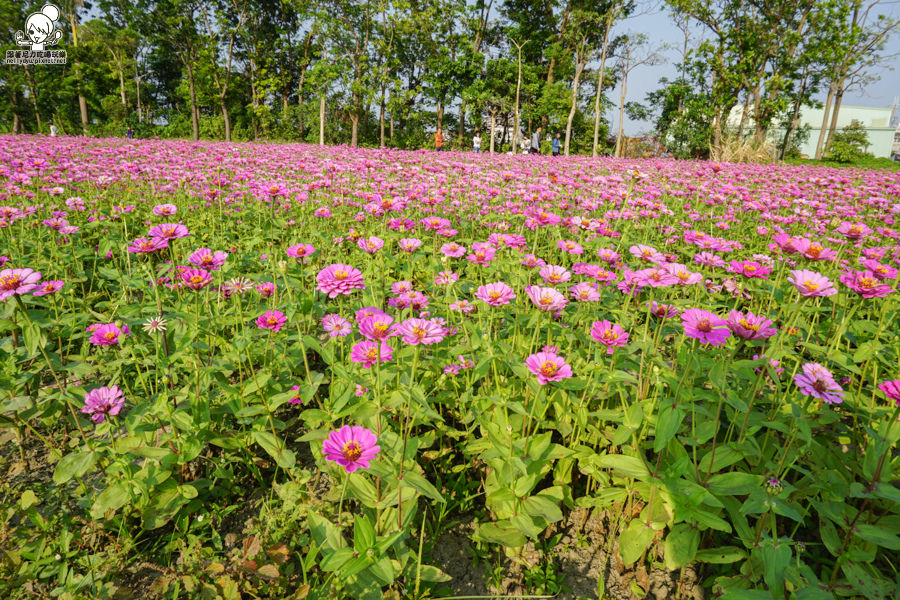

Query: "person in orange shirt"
<box><xmin>434</xmin><ymin>128</ymin><xmax>443</xmax><ymax>151</ymax></box>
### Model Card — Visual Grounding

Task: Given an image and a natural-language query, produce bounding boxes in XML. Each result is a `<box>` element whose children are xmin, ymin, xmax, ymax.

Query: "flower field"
<box><xmin>1</xmin><ymin>135</ymin><xmax>899</xmax><ymax>600</ymax></box>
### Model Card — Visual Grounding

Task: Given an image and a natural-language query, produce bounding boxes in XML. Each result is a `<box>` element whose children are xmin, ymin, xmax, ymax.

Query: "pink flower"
<box><xmin>0</xmin><ymin>268</ymin><xmax>42</xmax><ymax>300</ymax></box>
<box><xmin>394</xmin><ymin>318</ymin><xmax>446</xmax><ymax>345</ymax></box>
<box><xmin>521</xmin><ymin>254</ymin><xmax>547</xmax><ymax>268</ymax></box>
<box><xmin>359</xmin><ymin>315</ymin><xmax>395</xmax><ymax>340</ymax></box>
<box><xmin>726</xmin><ymin>310</ymin><xmax>777</xmax><ymax>340</ymax></box>
<box><xmin>753</xmin><ymin>354</ymin><xmax>783</xmax><ymax>376</ymax></box>
<box><xmin>475</xmin><ymin>282</ymin><xmax>516</xmax><ymax>306</ymax></box>
<box><xmin>33</xmin><ymin>280</ymin><xmax>64</xmax><ymax>296</ymax></box>
<box><xmin>350</xmin><ymin>340</ymin><xmax>394</xmax><ymax>367</ymax></box>
<box><xmin>148</xmin><ymin>223</ymin><xmax>189</xmax><ymax>240</ymax></box>
<box><xmin>398</xmin><ymin>238</ymin><xmax>422</xmax><ymax>252</ymax></box>
<box><xmin>286</xmin><ymin>243</ymin><xmax>316</xmax><ymax>261</ymax></box>
<box><xmin>681</xmin><ymin>308</ymin><xmax>731</xmax><ymax>346</ymax></box>
<box><xmin>525</xmin><ymin>285</ymin><xmax>568</xmax><ymax>312</ymax></box>
<box><xmin>289</xmin><ymin>385</ymin><xmax>303</xmax><ymax>405</ymax></box>
<box><xmin>82</xmin><ymin>385</ymin><xmax>125</xmax><ymax>423</ymax></box>
<box><xmin>391</xmin><ymin>281</ymin><xmax>413</xmax><ymax>295</ymax></box>
<box><xmin>538</xmin><ymin>265</ymin><xmax>571</xmax><ymax>284</ymax></box>
<box><xmin>787</xmin><ymin>270</ymin><xmax>837</xmax><ymax>297</ymax></box>
<box><xmin>590</xmin><ymin>320</ymin><xmax>629</xmax><ymax>354</ymax></box>
<box><xmin>524</xmin><ymin>351</ymin><xmax>573</xmax><ymax>385</ymax></box>
<box><xmin>727</xmin><ymin>260</ymin><xmax>771</xmax><ymax>279</ymax></box>
<box><xmin>358</xmin><ymin>236</ymin><xmax>384</xmax><ymax>254</ymax></box>
<box><xmin>648</xmin><ymin>302</ymin><xmax>681</xmax><ymax>319</ymax></box>
<box><xmin>89</xmin><ymin>323</ymin><xmax>129</xmax><ymax>346</ymax></box>
<box><xmin>256</xmin><ymin>282</ymin><xmax>276</xmax><ymax>297</ymax></box>
<box><xmin>128</xmin><ymin>237</ymin><xmax>169</xmax><ymax>253</ymax></box>
<box><xmin>557</xmin><ymin>239</ymin><xmax>584</xmax><ymax>255</ymax></box>
<box><xmin>839</xmin><ymin>270</ymin><xmax>893</xmax><ymax>298</ymax></box>
<box><xmin>694</xmin><ymin>251</ymin><xmax>726</xmax><ymax>268</ymax></box>
<box><xmin>316</xmin><ymin>264</ymin><xmax>366</xmax><ymax>298</ymax></box>
<box><xmin>794</xmin><ymin>363</ymin><xmax>845</xmax><ymax>404</ymax></box>
<box><xmin>440</xmin><ymin>242</ymin><xmax>466</xmax><ymax>258</ymax></box>
<box><xmin>152</xmin><ymin>204</ymin><xmax>178</xmax><ymax>216</ymax></box>
<box><xmin>256</xmin><ymin>310</ymin><xmax>287</xmax><ymax>332</ymax></box>
<box><xmin>322</xmin><ymin>425</ymin><xmax>380</xmax><ymax>473</ymax></box>
<box><xmin>466</xmin><ymin>246</ymin><xmax>496</xmax><ymax>265</ymax></box>
<box><xmin>665</xmin><ymin>263</ymin><xmax>703</xmax><ymax>286</ymax></box>
<box><xmin>570</xmin><ymin>282</ymin><xmax>601</xmax><ymax>302</ymax></box>
<box><xmin>321</xmin><ymin>314</ymin><xmax>352</xmax><ymax>337</ymax></box>
<box><xmin>630</xmin><ymin>244</ymin><xmax>665</xmax><ymax>263</ymax></box>
<box><xmin>355</xmin><ymin>306</ymin><xmax>388</xmax><ymax>322</ymax></box>
<box><xmin>188</xmin><ymin>248</ymin><xmax>228</xmax><ymax>270</ymax></box>
<box><xmin>181</xmin><ymin>268</ymin><xmax>213</xmax><ymax>290</ymax></box>
<box><xmin>449</xmin><ymin>299</ymin><xmax>475</xmax><ymax>313</ymax></box>
<box><xmin>878</xmin><ymin>380</ymin><xmax>900</xmax><ymax>405</ymax></box>
<box><xmin>434</xmin><ymin>270</ymin><xmax>458</xmax><ymax>285</ymax></box>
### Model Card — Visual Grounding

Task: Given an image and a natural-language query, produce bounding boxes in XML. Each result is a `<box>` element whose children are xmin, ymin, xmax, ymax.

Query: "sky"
<box><xmin>613</xmin><ymin>6</ymin><xmax>900</xmax><ymax>136</ymax></box>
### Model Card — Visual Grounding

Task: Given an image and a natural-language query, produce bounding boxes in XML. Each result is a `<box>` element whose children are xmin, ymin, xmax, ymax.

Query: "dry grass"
<box><xmin>713</xmin><ymin>132</ymin><xmax>776</xmax><ymax>163</ymax></box>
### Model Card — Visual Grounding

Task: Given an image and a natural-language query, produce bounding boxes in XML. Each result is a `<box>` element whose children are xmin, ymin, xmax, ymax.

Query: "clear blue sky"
<box><xmin>614</xmin><ymin>6</ymin><xmax>900</xmax><ymax>135</ymax></box>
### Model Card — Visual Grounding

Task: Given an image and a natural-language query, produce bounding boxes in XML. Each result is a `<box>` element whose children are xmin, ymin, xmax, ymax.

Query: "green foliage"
<box><xmin>826</xmin><ymin>119</ymin><xmax>872</xmax><ymax>163</ymax></box>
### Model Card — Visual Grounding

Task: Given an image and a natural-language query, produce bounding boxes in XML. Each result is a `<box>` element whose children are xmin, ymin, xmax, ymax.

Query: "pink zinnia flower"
<box><xmin>89</xmin><ymin>323</ymin><xmax>129</xmax><ymax>346</ymax></box>
<box><xmin>181</xmin><ymin>268</ymin><xmax>213</xmax><ymax>290</ymax></box>
<box><xmin>878</xmin><ymin>380</ymin><xmax>900</xmax><ymax>406</ymax></box>
<box><xmin>753</xmin><ymin>354</ymin><xmax>783</xmax><ymax>376</ymax></box>
<box><xmin>391</xmin><ymin>281</ymin><xmax>413</xmax><ymax>295</ymax></box>
<box><xmin>321</xmin><ymin>314</ymin><xmax>352</xmax><ymax>337</ymax></box>
<box><xmin>694</xmin><ymin>251</ymin><xmax>726</xmax><ymax>268</ymax></box>
<box><xmin>188</xmin><ymin>248</ymin><xmax>228</xmax><ymax>271</ymax></box>
<box><xmin>128</xmin><ymin>237</ymin><xmax>169</xmax><ymax>253</ymax></box>
<box><xmin>860</xmin><ymin>259</ymin><xmax>898</xmax><ymax>280</ymax></box>
<box><xmin>82</xmin><ymin>385</ymin><xmax>125</xmax><ymax>423</ymax></box>
<box><xmin>355</xmin><ymin>306</ymin><xmax>388</xmax><ymax>322</ymax></box>
<box><xmin>434</xmin><ymin>270</ymin><xmax>458</xmax><ymax>285</ymax></box>
<box><xmin>256</xmin><ymin>282</ymin><xmax>276</xmax><ymax>297</ymax></box>
<box><xmin>440</xmin><ymin>242</ymin><xmax>467</xmax><ymax>258</ymax></box>
<box><xmin>570</xmin><ymin>282</ymin><xmax>601</xmax><ymax>302</ymax></box>
<box><xmin>316</xmin><ymin>264</ymin><xmax>366</xmax><ymax>298</ymax></box>
<box><xmin>0</xmin><ymin>268</ymin><xmax>42</xmax><ymax>299</ymax></box>
<box><xmin>726</xmin><ymin>310</ymin><xmax>777</xmax><ymax>340</ymax></box>
<box><xmin>681</xmin><ymin>308</ymin><xmax>731</xmax><ymax>346</ymax></box>
<box><xmin>727</xmin><ymin>260</ymin><xmax>771</xmax><ymax>279</ymax></box>
<box><xmin>787</xmin><ymin>270</ymin><xmax>837</xmax><ymax>297</ymax></box>
<box><xmin>256</xmin><ymin>310</ymin><xmax>287</xmax><ymax>332</ymax></box>
<box><xmin>557</xmin><ymin>239</ymin><xmax>584</xmax><ymax>255</ymax></box>
<box><xmin>835</xmin><ymin>221</ymin><xmax>872</xmax><ymax>240</ymax></box>
<box><xmin>449</xmin><ymin>299</ymin><xmax>475</xmax><ymax>313</ymax></box>
<box><xmin>634</xmin><ymin>267</ymin><xmax>679</xmax><ymax>288</ymax></box>
<box><xmin>152</xmin><ymin>204</ymin><xmax>178</xmax><ymax>216</ymax></box>
<box><xmin>794</xmin><ymin>363</ymin><xmax>845</xmax><ymax>404</ymax></box>
<box><xmin>475</xmin><ymin>282</ymin><xmax>516</xmax><ymax>306</ymax></box>
<box><xmin>665</xmin><ymin>263</ymin><xmax>703</xmax><ymax>286</ymax></box>
<box><xmin>839</xmin><ymin>270</ymin><xmax>893</xmax><ymax>298</ymax></box>
<box><xmin>322</xmin><ymin>425</ymin><xmax>380</xmax><ymax>473</ymax></box>
<box><xmin>359</xmin><ymin>315</ymin><xmax>395</xmax><ymax>340</ymax></box>
<box><xmin>398</xmin><ymin>238</ymin><xmax>422</xmax><ymax>252</ymax></box>
<box><xmin>590</xmin><ymin>320</ymin><xmax>629</xmax><ymax>354</ymax></box>
<box><xmin>538</xmin><ymin>265</ymin><xmax>571</xmax><ymax>285</ymax></box>
<box><xmin>33</xmin><ymin>280</ymin><xmax>64</xmax><ymax>296</ymax></box>
<box><xmin>630</xmin><ymin>244</ymin><xmax>665</xmax><ymax>263</ymax></box>
<box><xmin>286</xmin><ymin>243</ymin><xmax>316</xmax><ymax>261</ymax></box>
<box><xmin>148</xmin><ymin>223</ymin><xmax>189</xmax><ymax>240</ymax></box>
<box><xmin>525</xmin><ymin>285</ymin><xmax>568</xmax><ymax>312</ymax></box>
<box><xmin>394</xmin><ymin>318</ymin><xmax>445</xmax><ymax>345</ymax></box>
<box><xmin>358</xmin><ymin>236</ymin><xmax>384</xmax><ymax>254</ymax></box>
<box><xmin>648</xmin><ymin>301</ymin><xmax>681</xmax><ymax>319</ymax></box>
<box><xmin>466</xmin><ymin>246</ymin><xmax>496</xmax><ymax>265</ymax></box>
<box><xmin>521</xmin><ymin>254</ymin><xmax>547</xmax><ymax>268</ymax></box>
<box><xmin>524</xmin><ymin>352</ymin><xmax>573</xmax><ymax>385</ymax></box>
<box><xmin>350</xmin><ymin>340</ymin><xmax>394</xmax><ymax>368</ymax></box>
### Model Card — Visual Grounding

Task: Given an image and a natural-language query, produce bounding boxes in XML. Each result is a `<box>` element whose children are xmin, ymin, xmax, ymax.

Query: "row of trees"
<box><xmin>0</xmin><ymin>0</ymin><xmax>896</xmax><ymax>158</ymax></box>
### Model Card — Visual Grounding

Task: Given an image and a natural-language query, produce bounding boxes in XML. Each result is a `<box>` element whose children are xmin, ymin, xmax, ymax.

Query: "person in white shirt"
<box><xmin>49</xmin><ymin>122</ymin><xmax>58</xmax><ymax>137</ymax></box>
<box><xmin>473</xmin><ymin>132</ymin><xmax>481</xmax><ymax>153</ymax></box>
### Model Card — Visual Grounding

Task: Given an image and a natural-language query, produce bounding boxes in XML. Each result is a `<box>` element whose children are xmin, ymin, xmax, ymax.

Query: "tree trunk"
<box><xmin>779</xmin><ymin>74</ymin><xmax>807</xmax><ymax>160</ymax></box>
<box><xmin>250</xmin><ymin>58</ymin><xmax>260</xmax><ymax>139</ymax></box>
<box><xmin>825</xmin><ymin>83</ymin><xmax>845</xmax><ymax>152</ymax></box>
<box><xmin>592</xmin><ymin>19</ymin><xmax>612</xmax><ymax>157</ymax></box>
<box><xmin>458</xmin><ymin>98</ymin><xmax>466</xmax><ymax>147</ymax></box>
<box><xmin>221</xmin><ymin>100</ymin><xmax>231</xmax><ymax>142</ymax></box>
<box><xmin>737</xmin><ymin>92</ymin><xmax>752</xmax><ymax>139</ymax></box>
<box><xmin>118</xmin><ymin>67</ymin><xmax>127</xmax><ymax>107</ymax></box>
<box><xmin>25</xmin><ymin>67</ymin><xmax>42</xmax><ymax>131</ymax></box>
<box><xmin>13</xmin><ymin>112</ymin><xmax>20</xmax><ymax>134</ymax></box>
<box><xmin>564</xmin><ymin>59</ymin><xmax>585</xmax><ymax>155</ymax></box>
<box><xmin>437</xmin><ymin>101</ymin><xmax>444</xmax><ymax>131</ymax></box>
<box><xmin>490</xmin><ymin>109</ymin><xmax>496</xmax><ymax>154</ymax></box>
<box><xmin>319</xmin><ymin>94</ymin><xmax>325</xmax><ymax>145</ymax></box>
<box><xmin>379</xmin><ymin>83</ymin><xmax>386</xmax><ymax>146</ymax></box>
<box><xmin>614</xmin><ymin>68</ymin><xmax>628</xmax><ymax>157</ymax></box>
<box><xmin>186</xmin><ymin>62</ymin><xmax>199</xmax><ymax>141</ymax></box>
<box><xmin>814</xmin><ymin>82</ymin><xmax>835</xmax><ymax>160</ymax></box>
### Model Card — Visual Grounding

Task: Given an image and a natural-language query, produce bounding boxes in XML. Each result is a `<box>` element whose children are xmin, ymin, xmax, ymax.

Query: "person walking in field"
<box><xmin>434</xmin><ymin>128</ymin><xmax>444</xmax><ymax>151</ymax></box>
<box><xmin>552</xmin><ymin>133</ymin><xmax>561</xmax><ymax>156</ymax></box>
<box><xmin>530</xmin><ymin>126</ymin><xmax>541</xmax><ymax>154</ymax></box>
<box><xmin>473</xmin><ymin>131</ymin><xmax>481</xmax><ymax>153</ymax></box>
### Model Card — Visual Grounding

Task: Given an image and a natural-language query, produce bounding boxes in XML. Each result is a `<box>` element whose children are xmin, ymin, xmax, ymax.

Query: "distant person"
<box><xmin>473</xmin><ymin>131</ymin><xmax>481</xmax><ymax>153</ymax></box>
<box><xmin>126</xmin><ymin>127</ymin><xmax>134</xmax><ymax>139</ymax></box>
<box><xmin>530</xmin><ymin>126</ymin><xmax>541</xmax><ymax>154</ymax></box>
<box><xmin>49</xmin><ymin>121</ymin><xmax>58</xmax><ymax>137</ymax></box>
<box><xmin>434</xmin><ymin>128</ymin><xmax>444</xmax><ymax>152</ymax></box>
<box><xmin>552</xmin><ymin>133</ymin><xmax>561</xmax><ymax>156</ymax></box>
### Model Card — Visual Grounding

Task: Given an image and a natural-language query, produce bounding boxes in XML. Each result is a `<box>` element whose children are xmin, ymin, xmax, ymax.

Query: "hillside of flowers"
<box><xmin>1</xmin><ymin>135</ymin><xmax>899</xmax><ymax>600</ymax></box>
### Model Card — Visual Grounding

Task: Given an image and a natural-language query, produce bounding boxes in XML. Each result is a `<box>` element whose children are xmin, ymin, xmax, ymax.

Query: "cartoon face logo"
<box><xmin>15</xmin><ymin>4</ymin><xmax>63</xmax><ymax>51</ymax></box>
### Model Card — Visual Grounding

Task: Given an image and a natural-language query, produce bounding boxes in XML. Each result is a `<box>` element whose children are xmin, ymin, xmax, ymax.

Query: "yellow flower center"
<box><xmin>342</xmin><ymin>441</ymin><xmax>362</xmax><ymax>462</ymax></box>
<box><xmin>334</xmin><ymin>270</ymin><xmax>348</xmax><ymax>281</ymax></box>
<box><xmin>539</xmin><ymin>361</ymin><xmax>558</xmax><ymax>377</ymax></box>
<box><xmin>804</xmin><ymin>280</ymin><xmax>819</xmax><ymax>291</ymax></box>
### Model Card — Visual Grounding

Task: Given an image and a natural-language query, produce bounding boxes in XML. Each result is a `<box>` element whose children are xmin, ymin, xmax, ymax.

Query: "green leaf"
<box><xmin>416</xmin><ymin>565</ymin><xmax>451</xmax><ymax>583</ymax></box>
<box><xmin>707</xmin><ymin>472</ymin><xmax>762</xmax><ymax>496</ymax></box>
<box><xmin>695</xmin><ymin>546</ymin><xmax>747</xmax><ymax>564</ymax></box>
<box><xmin>654</xmin><ymin>405</ymin><xmax>684</xmax><ymax>452</ymax></box>
<box><xmin>243</xmin><ymin>372</ymin><xmax>271</xmax><ymax>397</ymax></box>
<box><xmin>474</xmin><ymin>520</ymin><xmax>527</xmax><ymax>548</ymax></box>
<box><xmin>663</xmin><ymin>524</ymin><xmax>699</xmax><ymax>569</ymax></box>
<box><xmin>599</xmin><ymin>454</ymin><xmax>651</xmax><ymax>480</ymax></box>
<box><xmin>354</xmin><ymin>516</ymin><xmax>376</xmax><ymax>553</ymax></box>
<box><xmin>91</xmin><ymin>483</ymin><xmax>131</xmax><ymax>519</ymax></box>
<box><xmin>319</xmin><ymin>548</ymin><xmax>355</xmax><ymax>572</ymax></box>
<box><xmin>400</xmin><ymin>472</ymin><xmax>444</xmax><ymax>503</ymax></box>
<box><xmin>619</xmin><ymin>519</ymin><xmax>655</xmax><ymax>565</ymax></box>
<box><xmin>53</xmin><ymin>451</ymin><xmax>98</xmax><ymax>484</ymax></box>
<box><xmin>23</xmin><ymin>321</ymin><xmax>45</xmax><ymax>356</ymax></box>
<box><xmin>19</xmin><ymin>490</ymin><xmax>38</xmax><ymax>510</ymax></box>
<box><xmin>251</xmin><ymin>431</ymin><xmax>295</xmax><ymax>469</ymax></box>
<box><xmin>854</xmin><ymin>524</ymin><xmax>900</xmax><ymax>550</ymax></box>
